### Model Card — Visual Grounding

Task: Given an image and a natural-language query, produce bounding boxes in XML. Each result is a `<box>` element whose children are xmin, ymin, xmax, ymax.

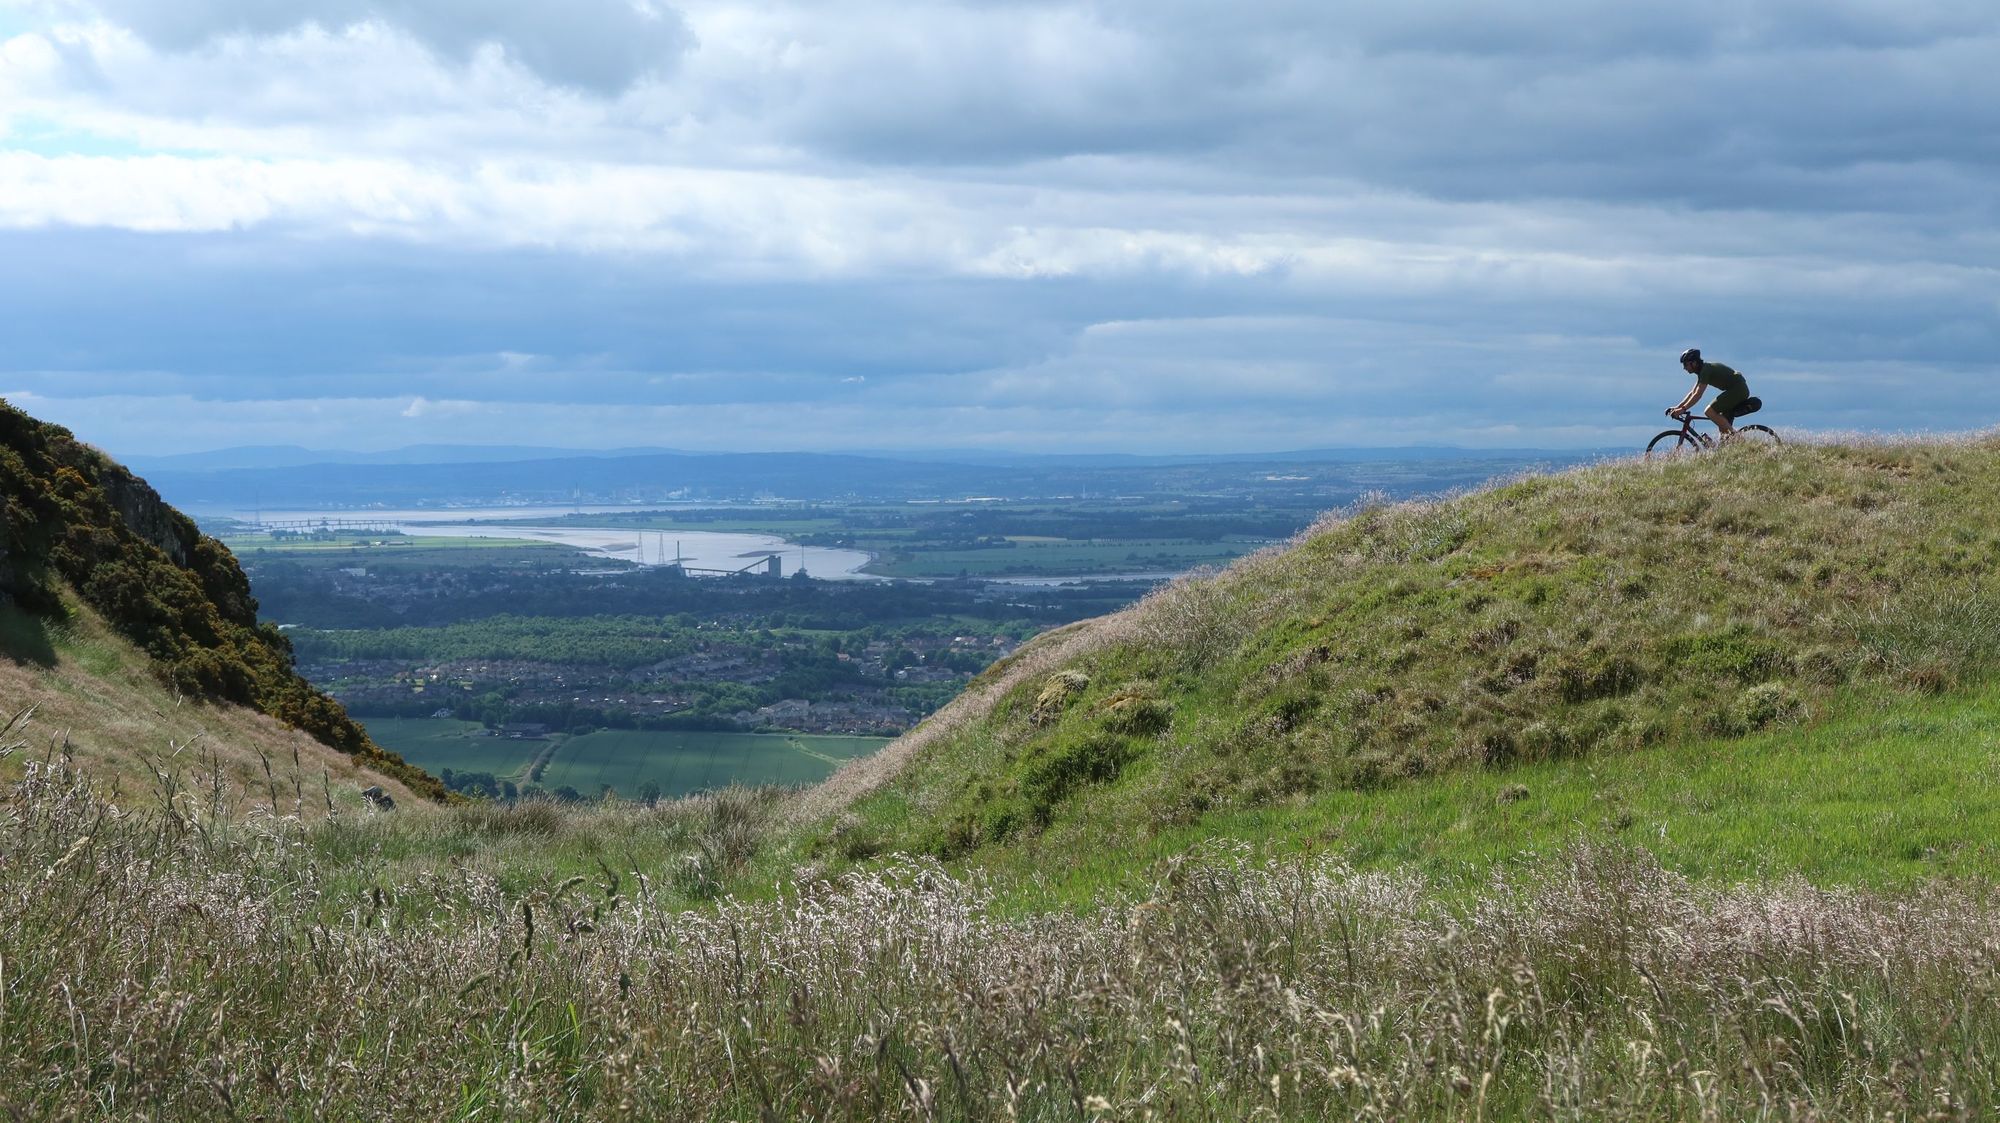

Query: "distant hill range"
<box><xmin>123</xmin><ymin>442</ymin><xmax>1610</xmax><ymax>512</ymax></box>
<box><xmin>1</xmin><ymin>398</ymin><xmax>445</xmax><ymax>802</ymax></box>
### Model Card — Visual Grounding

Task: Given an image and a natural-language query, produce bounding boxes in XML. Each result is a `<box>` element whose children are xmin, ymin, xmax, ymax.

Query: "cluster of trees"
<box><xmin>293</xmin><ymin>614</ymin><xmax>702</xmax><ymax>667</ymax></box>
<box><xmin>437</xmin><ymin>768</ymin><xmax>665</xmax><ymax>806</ymax></box>
<box><xmin>438</xmin><ymin>768</ymin><xmax>517</xmax><ymax>800</ymax></box>
<box><xmin>333</xmin><ymin>660</ymin><xmax>960</xmax><ymax>732</ymax></box>
<box><xmin>566</xmin><ymin>498</ymin><xmax>1315</xmax><ymax>547</ymax></box>
<box><xmin>292</xmin><ymin>603</ymin><xmax>1024</xmax><ymax>727</ymax></box>
<box><xmin>245</xmin><ymin>558</ymin><xmax>1142</xmax><ymax>631</ymax></box>
<box><xmin>251</xmin><ymin>558</ymin><xmax>1145</xmax><ymax>733</ymax></box>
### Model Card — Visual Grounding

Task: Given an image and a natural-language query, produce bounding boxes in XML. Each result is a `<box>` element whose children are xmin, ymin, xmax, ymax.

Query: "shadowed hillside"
<box><xmin>1</xmin><ymin>399</ymin><xmax>445</xmax><ymax>801</ymax></box>
<box><xmin>808</xmin><ymin>437</ymin><xmax>2000</xmax><ymax>865</ymax></box>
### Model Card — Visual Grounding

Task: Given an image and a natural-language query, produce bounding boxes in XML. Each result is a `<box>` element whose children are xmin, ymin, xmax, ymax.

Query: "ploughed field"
<box><xmin>363</xmin><ymin>716</ymin><xmax>887</xmax><ymax>799</ymax></box>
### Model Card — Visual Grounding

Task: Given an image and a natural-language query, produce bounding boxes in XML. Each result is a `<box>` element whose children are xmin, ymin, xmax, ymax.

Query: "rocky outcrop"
<box><xmin>99</xmin><ymin>466</ymin><xmax>196</xmax><ymax>568</ymax></box>
<box><xmin>0</xmin><ymin>396</ymin><xmax>448</xmax><ymax>802</ymax></box>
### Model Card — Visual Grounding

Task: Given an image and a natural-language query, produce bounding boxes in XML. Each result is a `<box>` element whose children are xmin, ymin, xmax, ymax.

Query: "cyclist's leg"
<box><xmin>1707</xmin><ymin>387</ymin><xmax>1748</xmax><ymax>437</ymax></box>
<box><xmin>1702</xmin><ymin>402</ymin><xmax>1736</xmax><ymax>438</ymax></box>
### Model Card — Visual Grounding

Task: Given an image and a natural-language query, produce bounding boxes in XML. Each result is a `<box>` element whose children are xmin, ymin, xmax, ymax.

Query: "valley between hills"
<box><xmin>7</xmin><ymin>399</ymin><xmax>2000</xmax><ymax>1118</ymax></box>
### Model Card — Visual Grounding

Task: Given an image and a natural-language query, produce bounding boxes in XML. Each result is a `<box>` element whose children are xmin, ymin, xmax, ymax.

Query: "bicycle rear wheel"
<box><xmin>1645</xmin><ymin>431</ymin><xmax>1700</xmax><ymax>459</ymax></box>
<box><xmin>1732</xmin><ymin>424</ymin><xmax>1781</xmax><ymax>447</ymax></box>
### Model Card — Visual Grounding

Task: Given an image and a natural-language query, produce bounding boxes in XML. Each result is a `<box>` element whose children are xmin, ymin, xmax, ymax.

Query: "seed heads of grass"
<box><xmin>9</xmin><ymin>761</ymin><xmax>2000</xmax><ymax>1119</ymax></box>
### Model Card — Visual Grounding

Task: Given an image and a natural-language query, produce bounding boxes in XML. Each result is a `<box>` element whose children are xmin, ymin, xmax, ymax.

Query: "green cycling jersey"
<box><xmin>1696</xmin><ymin>362</ymin><xmax>1748</xmax><ymax>396</ymax></box>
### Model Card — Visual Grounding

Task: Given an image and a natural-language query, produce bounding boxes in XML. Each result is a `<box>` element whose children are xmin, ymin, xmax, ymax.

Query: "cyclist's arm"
<box><xmin>1668</xmin><ymin>380</ymin><xmax>1705</xmax><ymax>414</ymax></box>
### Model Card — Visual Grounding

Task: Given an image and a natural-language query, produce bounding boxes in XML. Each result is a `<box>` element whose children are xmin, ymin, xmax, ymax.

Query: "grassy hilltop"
<box><xmin>9</xmin><ymin>433</ymin><xmax>2000</xmax><ymax>1119</ymax></box>
<box><xmin>807</xmin><ymin>437</ymin><xmax>2000</xmax><ymax>888</ymax></box>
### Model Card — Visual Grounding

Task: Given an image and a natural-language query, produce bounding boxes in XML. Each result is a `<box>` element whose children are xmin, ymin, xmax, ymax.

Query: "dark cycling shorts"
<box><xmin>1710</xmin><ymin>386</ymin><xmax>1752</xmax><ymax>418</ymax></box>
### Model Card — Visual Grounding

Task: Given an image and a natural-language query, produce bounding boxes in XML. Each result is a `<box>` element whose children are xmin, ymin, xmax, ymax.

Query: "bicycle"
<box><xmin>1645</xmin><ymin>399</ymin><xmax>1780</xmax><ymax>458</ymax></box>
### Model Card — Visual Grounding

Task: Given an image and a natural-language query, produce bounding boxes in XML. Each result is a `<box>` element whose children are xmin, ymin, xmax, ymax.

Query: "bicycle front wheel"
<box><xmin>1645</xmin><ymin>431</ymin><xmax>1700</xmax><ymax>460</ymax></box>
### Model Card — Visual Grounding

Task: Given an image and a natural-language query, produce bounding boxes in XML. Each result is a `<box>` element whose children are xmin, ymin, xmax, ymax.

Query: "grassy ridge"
<box><xmin>820</xmin><ymin>439</ymin><xmax>2000</xmax><ymax>867</ymax></box>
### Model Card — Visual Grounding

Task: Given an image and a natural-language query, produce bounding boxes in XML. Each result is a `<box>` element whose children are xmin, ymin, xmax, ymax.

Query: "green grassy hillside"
<box><xmin>1</xmin><ymin>593</ymin><xmax>424</xmax><ymax>809</ymax></box>
<box><xmin>809</xmin><ymin>438</ymin><xmax>2000</xmax><ymax>885</ymax></box>
<box><xmin>11</xmin><ymin>436</ymin><xmax>2000</xmax><ymax>1120</ymax></box>
<box><xmin>1</xmin><ymin>399</ymin><xmax>445</xmax><ymax>800</ymax></box>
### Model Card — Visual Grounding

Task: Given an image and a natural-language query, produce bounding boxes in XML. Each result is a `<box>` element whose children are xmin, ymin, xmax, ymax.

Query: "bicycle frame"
<box><xmin>1645</xmin><ymin>410</ymin><xmax>1779</xmax><ymax>458</ymax></box>
<box><xmin>1668</xmin><ymin>413</ymin><xmax>1719</xmax><ymax>447</ymax></box>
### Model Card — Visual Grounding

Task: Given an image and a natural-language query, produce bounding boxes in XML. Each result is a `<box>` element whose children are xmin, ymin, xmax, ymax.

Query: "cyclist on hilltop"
<box><xmin>1665</xmin><ymin>348</ymin><xmax>1756</xmax><ymax>438</ymax></box>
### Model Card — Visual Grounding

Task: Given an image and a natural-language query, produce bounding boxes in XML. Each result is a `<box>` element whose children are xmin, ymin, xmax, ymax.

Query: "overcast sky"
<box><xmin>3</xmin><ymin>0</ymin><xmax>1996</xmax><ymax>455</ymax></box>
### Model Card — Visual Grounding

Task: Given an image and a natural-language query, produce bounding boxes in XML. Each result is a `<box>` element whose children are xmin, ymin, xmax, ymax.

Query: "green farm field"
<box><xmin>542</xmin><ymin>729</ymin><xmax>888</xmax><ymax>799</ymax></box>
<box><xmin>359</xmin><ymin>717</ymin><xmax>545</xmax><ymax>776</ymax></box>
<box><xmin>362</xmin><ymin>718</ymin><xmax>889</xmax><ymax>799</ymax></box>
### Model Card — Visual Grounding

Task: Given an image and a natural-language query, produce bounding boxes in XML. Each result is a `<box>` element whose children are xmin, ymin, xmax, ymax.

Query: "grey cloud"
<box><xmin>8</xmin><ymin>0</ymin><xmax>1999</xmax><ymax>454</ymax></box>
<box><xmin>6</xmin><ymin>221</ymin><xmax>1992</xmax><ymax>385</ymax></box>
<box><xmin>0</xmin><ymin>230</ymin><xmax>1099</xmax><ymax>389</ymax></box>
<box><xmin>32</xmin><ymin>0</ymin><xmax>2000</xmax><ymax>221</ymax></box>
<box><xmin>1117</xmin><ymin>0</ymin><xmax>1996</xmax><ymax>59</ymax></box>
<box><xmin>732</xmin><ymin>0</ymin><xmax>2000</xmax><ymax>217</ymax></box>
<box><xmin>88</xmin><ymin>0</ymin><xmax>689</xmax><ymax>92</ymax></box>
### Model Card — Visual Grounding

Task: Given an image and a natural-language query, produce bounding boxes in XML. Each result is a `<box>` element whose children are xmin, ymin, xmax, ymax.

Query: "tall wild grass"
<box><xmin>5</xmin><ymin>758</ymin><xmax>1999</xmax><ymax>1120</ymax></box>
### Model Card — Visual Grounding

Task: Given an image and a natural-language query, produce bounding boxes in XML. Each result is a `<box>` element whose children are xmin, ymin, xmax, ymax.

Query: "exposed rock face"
<box><xmin>100</xmin><ymin>467</ymin><xmax>195</xmax><ymax>568</ymax></box>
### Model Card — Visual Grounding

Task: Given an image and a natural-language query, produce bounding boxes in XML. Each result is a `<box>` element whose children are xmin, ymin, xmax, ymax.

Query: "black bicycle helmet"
<box><xmin>1679</xmin><ymin>347</ymin><xmax>1702</xmax><ymax>365</ymax></box>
